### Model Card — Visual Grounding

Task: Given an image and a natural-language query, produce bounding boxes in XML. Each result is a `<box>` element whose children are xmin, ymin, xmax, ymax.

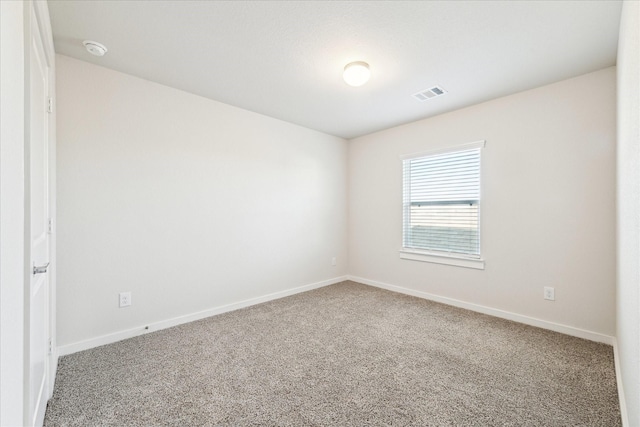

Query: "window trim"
<box><xmin>399</xmin><ymin>249</ymin><xmax>485</xmax><ymax>270</ymax></box>
<box><xmin>400</xmin><ymin>140</ymin><xmax>486</xmax><ymax>269</ymax></box>
<box><xmin>399</xmin><ymin>140</ymin><xmax>486</xmax><ymax>161</ymax></box>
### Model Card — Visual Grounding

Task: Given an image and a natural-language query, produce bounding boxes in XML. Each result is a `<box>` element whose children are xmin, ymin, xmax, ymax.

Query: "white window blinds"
<box><xmin>402</xmin><ymin>142</ymin><xmax>483</xmax><ymax>258</ymax></box>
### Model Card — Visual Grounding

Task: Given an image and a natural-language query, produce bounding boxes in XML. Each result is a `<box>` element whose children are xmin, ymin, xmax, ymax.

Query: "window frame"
<box><xmin>399</xmin><ymin>140</ymin><xmax>486</xmax><ymax>270</ymax></box>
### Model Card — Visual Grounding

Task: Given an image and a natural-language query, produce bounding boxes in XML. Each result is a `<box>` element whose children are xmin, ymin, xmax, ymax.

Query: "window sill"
<box><xmin>399</xmin><ymin>249</ymin><xmax>485</xmax><ymax>270</ymax></box>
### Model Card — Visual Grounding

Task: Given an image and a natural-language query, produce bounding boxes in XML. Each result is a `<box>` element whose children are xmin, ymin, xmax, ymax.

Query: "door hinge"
<box><xmin>48</xmin><ymin>218</ymin><xmax>53</xmax><ymax>234</ymax></box>
<box><xmin>47</xmin><ymin>97</ymin><xmax>53</xmax><ymax>114</ymax></box>
<box><xmin>48</xmin><ymin>338</ymin><xmax>52</xmax><ymax>355</ymax></box>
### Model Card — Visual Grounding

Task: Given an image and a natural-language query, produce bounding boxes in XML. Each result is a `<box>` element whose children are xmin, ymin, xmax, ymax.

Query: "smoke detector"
<box><xmin>413</xmin><ymin>86</ymin><xmax>447</xmax><ymax>101</ymax></box>
<box><xmin>83</xmin><ymin>40</ymin><xmax>108</xmax><ymax>57</ymax></box>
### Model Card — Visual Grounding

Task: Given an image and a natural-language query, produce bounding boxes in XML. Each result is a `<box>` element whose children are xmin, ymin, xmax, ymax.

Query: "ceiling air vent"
<box><xmin>413</xmin><ymin>86</ymin><xmax>447</xmax><ymax>102</ymax></box>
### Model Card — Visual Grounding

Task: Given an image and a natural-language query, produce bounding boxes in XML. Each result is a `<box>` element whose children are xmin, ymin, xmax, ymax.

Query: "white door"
<box><xmin>29</xmin><ymin>5</ymin><xmax>51</xmax><ymax>426</ymax></box>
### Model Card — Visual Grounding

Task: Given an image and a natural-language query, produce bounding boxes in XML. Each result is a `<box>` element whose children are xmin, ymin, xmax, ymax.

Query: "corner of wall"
<box><xmin>616</xmin><ymin>1</ymin><xmax>640</xmax><ymax>426</ymax></box>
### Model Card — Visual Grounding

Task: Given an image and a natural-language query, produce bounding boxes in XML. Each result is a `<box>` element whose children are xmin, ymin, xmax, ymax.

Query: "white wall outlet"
<box><xmin>331</xmin><ymin>256</ymin><xmax>337</xmax><ymax>266</ymax></box>
<box><xmin>543</xmin><ymin>287</ymin><xmax>555</xmax><ymax>301</ymax></box>
<box><xmin>119</xmin><ymin>292</ymin><xmax>131</xmax><ymax>308</ymax></box>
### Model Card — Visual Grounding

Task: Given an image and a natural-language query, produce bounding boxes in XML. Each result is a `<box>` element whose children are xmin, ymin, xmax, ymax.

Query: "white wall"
<box><xmin>349</xmin><ymin>67</ymin><xmax>616</xmax><ymax>338</ymax></box>
<box><xmin>616</xmin><ymin>1</ymin><xmax>640</xmax><ymax>425</ymax></box>
<box><xmin>56</xmin><ymin>55</ymin><xmax>348</xmax><ymax>349</ymax></box>
<box><xmin>0</xmin><ymin>2</ymin><xmax>26</xmax><ymax>425</ymax></box>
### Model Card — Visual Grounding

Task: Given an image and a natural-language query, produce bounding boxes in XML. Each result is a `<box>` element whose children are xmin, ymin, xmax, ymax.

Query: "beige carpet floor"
<box><xmin>44</xmin><ymin>281</ymin><xmax>621</xmax><ymax>426</ymax></box>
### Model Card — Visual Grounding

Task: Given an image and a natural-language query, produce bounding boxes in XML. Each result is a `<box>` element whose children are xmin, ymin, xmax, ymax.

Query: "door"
<box><xmin>29</xmin><ymin>5</ymin><xmax>50</xmax><ymax>426</ymax></box>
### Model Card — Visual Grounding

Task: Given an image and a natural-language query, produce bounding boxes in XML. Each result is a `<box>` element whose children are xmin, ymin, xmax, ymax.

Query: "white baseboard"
<box><xmin>48</xmin><ymin>350</ymin><xmax>58</xmax><ymax>397</ymax></box>
<box><xmin>348</xmin><ymin>275</ymin><xmax>614</xmax><ymax>345</ymax></box>
<box><xmin>58</xmin><ymin>276</ymin><xmax>348</xmax><ymax>357</ymax></box>
<box><xmin>612</xmin><ymin>338</ymin><xmax>629</xmax><ymax>426</ymax></box>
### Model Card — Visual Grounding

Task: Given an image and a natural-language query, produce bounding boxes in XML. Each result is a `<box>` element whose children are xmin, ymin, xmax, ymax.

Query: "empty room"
<box><xmin>1</xmin><ymin>0</ymin><xmax>639</xmax><ymax>426</ymax></box>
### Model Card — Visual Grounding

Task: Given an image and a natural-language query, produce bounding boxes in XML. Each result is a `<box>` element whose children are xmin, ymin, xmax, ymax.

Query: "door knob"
<box><xmin>33</xmin><ymin>262</ymin><xmax>49</xmax><ymax>275</ymax></box>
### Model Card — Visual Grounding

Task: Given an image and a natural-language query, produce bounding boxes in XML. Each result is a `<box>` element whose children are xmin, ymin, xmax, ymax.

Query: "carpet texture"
<box><xmin>45</xmin><ymin>281</ymin><xmax>621</xmax><ymax>426</ymax></box>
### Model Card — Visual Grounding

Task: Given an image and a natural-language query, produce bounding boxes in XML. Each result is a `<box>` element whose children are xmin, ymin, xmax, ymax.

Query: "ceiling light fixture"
<box><xmin>343</xmin><ymin>61</ymin><xmax>370</xmax><ymax>87</ymax></box>
<box><xmin>83</xmin><ymin>40</ymin><xmax>108</xmax><ymax>57</ymax></box>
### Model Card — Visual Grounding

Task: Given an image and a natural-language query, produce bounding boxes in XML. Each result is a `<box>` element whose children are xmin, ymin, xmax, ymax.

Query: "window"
<box><xmin>401</xmin><ymin>141</ymin><xmax>485</xmax><ymax>269</ymax></box>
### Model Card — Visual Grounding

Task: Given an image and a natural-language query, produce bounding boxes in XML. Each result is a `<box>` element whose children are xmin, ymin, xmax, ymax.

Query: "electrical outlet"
<box><xmin>543</xmin><ymin>287</ymin><xmax>555</xmax><ymax>301</ymax></box>
<box><xmin>119</xmin><ymin>292</ymin><xmax>131</xmax><ymax>308</ymax></box>
<box><xmin>331</xmin><ymin>256</ymin><xmax>337</xmax><ymax>266</ymax></box>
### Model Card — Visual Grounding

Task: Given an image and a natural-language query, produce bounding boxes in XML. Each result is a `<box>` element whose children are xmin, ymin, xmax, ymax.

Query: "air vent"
<box><xmin>413</xmin><ymin>86</ymin><xmax>447</xmax><ymax>102</ymax></box>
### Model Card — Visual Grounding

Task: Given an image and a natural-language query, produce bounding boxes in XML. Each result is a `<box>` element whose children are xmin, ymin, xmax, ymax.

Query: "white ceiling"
<box><xmin>48</xmin><ymin>1</ymin><xmax>622</xmax><ymax>139</ymax></box>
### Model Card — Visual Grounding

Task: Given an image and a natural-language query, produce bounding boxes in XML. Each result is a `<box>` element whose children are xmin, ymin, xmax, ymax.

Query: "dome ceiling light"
<box><xmin>343</xmin><ymin>61</ymin><xmax>370</xmax><ymax>87</ymax></box>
